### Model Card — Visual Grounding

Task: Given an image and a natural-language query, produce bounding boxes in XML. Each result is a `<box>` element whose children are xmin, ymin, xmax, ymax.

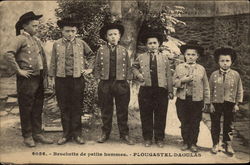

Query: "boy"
<box><xmin>49</xmin><ymin>17</ymin><xmax>95</xmax><ymax>145</ymax></box>
<box><xmin>5</xmin><ymin>11</ymin><xmax>53</xmax><ymax>147</ymax></box>
<box><xmin>173</xmin><ymin>40</ymin><xmax>210</xmax><ymax>152</ymax></box>
<box><xmin>132</xmin><ymin>31</ymin><xmax>174</xmax><ymax>148</ymax></box>
<box><xmin>94</xmin><ymin>23</ymin><xmax>134</xmax><ymax>145</ymax></box>
<box><xmin>209</xmin><ymin>47</ymin><xmax>243</xmax><ymax>155</ymax></box>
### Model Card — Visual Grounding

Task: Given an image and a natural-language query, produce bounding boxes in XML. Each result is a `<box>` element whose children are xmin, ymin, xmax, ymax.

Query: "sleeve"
<box><xmin>5</xmin><ymin>36</ymin><xmax>24</xmax><ymax>72</ymax></box>
<box><xmin>166</xmin><ymin>57</ymin><xmax>173</xmax><ymax>93</ymax></box>
<box><xmin>48</xmin><ymin>43</ymin><xmax>57</xmax><ymax>77</ymax></box>
<box><xmin>83</xmin><ymin>41</ymin><xmax>95</xmax><ymax>69</ymax></box>
<box><xmin>203</xmin><ymin>68</ymin><xmax>210</xmax><ymax>104</ymax></box>
<box><xmin>173</xmin><ymin>65</ymin><xmax>184</xmax><ymax>88</ymax></box>
<box><xmin>93</xmin><ymin>48</ymin><xmax>101</xmax><ymax>79</ymax></box>
<box><xmin>126</xmin><ymin>50</ymin><xmax>133</xmax><ymax>80</ymax></box>
<box><xmin>236</xmin><ymin>75</ymin><xmax>244</xmax><ymax>103</ymax></box>
<box><xmin>131</xmin><ymin>55</ymin><xmax>141</xmax><ymax>78</ymax></box>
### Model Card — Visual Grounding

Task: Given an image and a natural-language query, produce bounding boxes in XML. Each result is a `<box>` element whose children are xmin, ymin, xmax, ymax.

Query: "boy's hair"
<box><xmin>214</xmin><ymin>47</ymin><xmax>237</xmax><ymax>63</ymax></box>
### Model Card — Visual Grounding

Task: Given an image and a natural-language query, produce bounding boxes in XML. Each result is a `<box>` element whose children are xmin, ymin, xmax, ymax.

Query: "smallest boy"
<box><xmin>209</xmin><ymin>47</ymin><xmax>243</xmax><ymax>155</ymax></box>
<box><xmin>49</xmin><ymin>17</ymin><xmax>95</xmax><ymax>145</ymax></box>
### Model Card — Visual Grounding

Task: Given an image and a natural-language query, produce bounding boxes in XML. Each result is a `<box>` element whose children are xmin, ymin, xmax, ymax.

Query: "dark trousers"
<box><xmin>17</xmin><ymin>73</ymin><xmax>44</xmax><ymax>138</ymax></box>
<box><xmin>210</xmin><ymin>101</ymin><xmax>235</xmax><ymax>145</ymax></box>
<box><xmin>176</xmin><ymin>97</ymin><xmax>203</xmax><ymax>146</ymax></box>
<box><xmin>98</xmin><ymin>80</ymin><xmax>130</xmax><ymax>137</ymax></box>
<box><xmin>138</xmin><ymin>86</ymin><xmax>169</xmax><ymax>141</ymax></box>
<box><xmin>55</xmin><ymin>76</ymin><xmax>85</xmax><ymax>138</ymax></box>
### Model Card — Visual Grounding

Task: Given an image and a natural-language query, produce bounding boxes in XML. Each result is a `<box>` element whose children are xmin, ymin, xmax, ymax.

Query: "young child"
<box><xmin>94</xmin><ymin>23</ymin><xmax>134</xmax><ymax>145</ymax></box>
<box><xmin>209</xmin><ymin>47</ymin><xmax>243</xmax><ymax>155</ymax></box>
<box><xmin>49</xmin><ymin>17</ymin><xmax>95</xmax><ymax>145</ymax></box>
<box><xmin>132</xmin><ymin>31</ymin><xmax>174</xmax><ymax>148</ymax></box>
<box><xmin>173</xmin><ymin>40</ymin><xmax>210</xmax><ymax>152</ymax></box>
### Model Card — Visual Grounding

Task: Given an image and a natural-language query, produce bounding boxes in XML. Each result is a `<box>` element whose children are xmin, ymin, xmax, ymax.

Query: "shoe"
<box><xmin>156</xmin><ymin>141</ymin><xmax>164</xmax><ymax>148</ymax></box>
<box><xmin>33</xmin><ymin>134</ymin><xmax>53</xmax><ymax>144</ymax></box>
<box><xmin>144</xmin><ymin>140</ymin><xmax>152</xmax><ymax>147</ymax></box>
<box><xmin>24</xmin><ymin>137</ymin><xmax>36</xmax><ymax>147</ymax></box>
<box><xmin>74</xmin><ymin>136</ymin><xmax>85</xmax><ymax>144</ymax></box>
<box><xmin>225</xmin><ymin>142</ymin><xmax>235</xmax><ymax>155</ymax></box>
<box><xmin>57</xmin><ymin>137</ymin><xmax>69</xmax><ymax>145</ymax></box>
<box><xmin>211</xmin><ymin>144</ymin><xmax>219</xmax><ymax>154</ymax></box>
<box><xmin>181</xmin><ymin>143</ymin><xmax>189</xmax><ymax>151</ymax></box>
<box><xmin>97</xmin><ymin>133</ymin><xmax>109</xmax><ymax>143</ymax></box>
<box><xmin>190</xmin><ymin>145</ymin><xmax>198</xmax><ymax>152</ymax></box>
<box><xmin>121</xmin><ymin>135</ymin><xmax>134</xmax><ymax>145</ymax></box>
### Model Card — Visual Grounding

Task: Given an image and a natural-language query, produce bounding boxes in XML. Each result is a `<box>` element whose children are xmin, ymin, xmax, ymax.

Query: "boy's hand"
<box><xmin>17</xmin><ymin>69</ymin><xmax>33</xmax><ymax>78</ymax></box>
<box><xmin>209</xmin><ymin>104</ymin><xmax>215</xmax><ymax>113</ymax></box>
<box><xmin>233</xmin><ymin>104</ymin><xmax>239</xmax><ymax>112</ymax></box>
<box><xmin>168</xmin><ymin>92</ymin><xmax>174</xmax><ymax>100</ymax></box>
<box><xmin>202</xmin><ymin>104</ymin><xmax>209</xmax><ymax>112</ymax></box>
<box><xmin>48</xmin><ymin>76</ymin><xmax>55</xmax><ymax>89</ymax></box>
<box><xmin>181</xmin><ymin>75</ymin><xmax>193</xmax><ymax>83</ymax></box>
<box><xmin>137</xmin><ymin>74</ymin><xmax>144</xmax><ymax>82</ymax></box>
<box><xmin>82</xmin><ymin>69</ymin><xmax>93</xmax><ymax>75</ymax></box>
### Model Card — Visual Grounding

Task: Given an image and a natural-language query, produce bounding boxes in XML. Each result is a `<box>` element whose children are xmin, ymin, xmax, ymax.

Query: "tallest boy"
<box><xmin>5</xmin><ymin>11</ymin><xmax>53</xmax><ymax>147</ymax></box>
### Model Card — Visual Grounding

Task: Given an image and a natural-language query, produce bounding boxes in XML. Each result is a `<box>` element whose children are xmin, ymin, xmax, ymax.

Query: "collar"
<box><xmin>219</xmin><ymin>68</ymin><xmax>231</xmax><ymax>74</ymax></box>
<box><xmin>184</xmin><ymin>62</ymin><xmax>196</xmax><ymax>67</ymax></box>
<box><xmin>21</xmin><ymin>31</ymin><xmax>33</xmax><ymax>38</ymax></box>
<box><xmin>62</xmin><ymin>37</ymin><xmax>76</xmax><ymax>44</ymax></box>
<box><xmin>148</xmin><ymin>50</ymin><xmax>159</xmax><ymax>55</ymax></box>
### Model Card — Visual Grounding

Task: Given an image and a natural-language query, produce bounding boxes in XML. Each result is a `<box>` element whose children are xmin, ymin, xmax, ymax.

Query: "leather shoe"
<box><xmin>190</xmin><ymin>145</ymin><xmax>198</xmax><ymax>152</ymax></box>
<box><xmin>225</xmin><ymin>143</ymin><xmax>235</xmax><ymax>155</ymax></box>
<box><xmin>57</xmin><ymin>137</ymin><xmax>69</xmax><ymax>145</ymax></box>
<box><xmin>33</xmin><ymin>134</ymin><xmax>53</xmax><ymax>144</ymax></box>
<box><xmin>211</xmin><ymin>144</ymin><xmax>219</xmax><ymax>154</ymax></box>
<box><xmin>156</xmin><ymin>141</ymin><xmax>164</xmax><ymax>148</ymax></box>
<box><xmin>97</xmin><ymin>133</ymin><xmax>109</xmax><ymax>143</ymax></box>
<box><xmin>24</xmin><ymin>137</ymin><xmax>36</xmax><ymax>147</ymax></box>
<box><xmin>74</xmin><ymin>136</ymin><xmax>85</xmax><ymax>144</ymax></box>
<box><xmin>181</xmin><ymin>143</ymin><xmax>189</xmax><ymax>151</ymax></box>
<box><xmin>121</xmin><ymin>135</ymin><xmax>134</xmax><ymax>145</ymax></box>
<box><xmin>144</xmin><ymin>140</ymin><xmax>152</xmax><ymax>147</ymax></box>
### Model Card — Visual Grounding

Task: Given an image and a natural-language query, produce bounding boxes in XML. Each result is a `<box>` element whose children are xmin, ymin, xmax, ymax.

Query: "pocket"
<box><xmin>116</xmin><ymin>81</ymin><xmax>129</xmax><ymax>95</ymax></box>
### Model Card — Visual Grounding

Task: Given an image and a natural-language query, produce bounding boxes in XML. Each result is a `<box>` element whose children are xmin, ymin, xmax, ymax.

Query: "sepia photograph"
<box><xmin>0</xmin><ymin>0</ymin><xmax>249</xmax><ymax>164</ymax></box>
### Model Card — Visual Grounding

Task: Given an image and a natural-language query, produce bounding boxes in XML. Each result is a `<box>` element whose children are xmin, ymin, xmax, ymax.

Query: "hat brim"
<box><xmin>99</xmin><ymin>24</ymin><xmax>124</xmax><ymax>41</ymax></box>
<box><xmin>15</xmin><ymin>14</ymin><xmax>43</xmax><ymax>28</ymax></box>
<box><xmin>180</xmin><ymin>44</ymin><xmax>204</xmax><ymax>56</ymax></box>
<box><xmin>141</xmin><ymin>32</ymin><xmax>165</xmax><ymax>45</ymax></box>
<box><xmin>214</xmin><ymin>48</ymin><xmax>237</xmax><ymax>63</ymax></box>
<box><xmin>57</xmin><ymin>20</ymin><xmax>81</xmax><ymax>29</ymax></box>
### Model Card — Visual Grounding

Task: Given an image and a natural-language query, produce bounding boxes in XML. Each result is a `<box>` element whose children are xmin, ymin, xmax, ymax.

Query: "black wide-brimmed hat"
<box><xmin>99</xmin><ymin>23</ymin><xmax>125</xmax><ymax>41</ymax></box>
<box><xmin>180</xmin><ymin>40</ymin><xmax>204</xmax><ymax>56</ymax></box>
<box><xmin>15</xmin><ymin>11</ymin><xmax>43</xmax><ymax>36</ymax></box>
<box><xmin>214</xmin><ymin>47</ymin><xmax>237</xmax><ymax>63</ymax></box>
<box><xmin>140</xmin><ymin>32</ymin><xmax>165</xmax><ymax>45</ymax></box>
<box><xmin>57</xmin><ymin>17</ymin><xmax>81</xmax><ymax>29</ymax></box>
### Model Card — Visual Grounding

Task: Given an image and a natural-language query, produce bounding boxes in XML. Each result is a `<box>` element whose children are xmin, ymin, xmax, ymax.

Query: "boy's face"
<box><xmin>106</xmin><ymin>29</ymin><xmax>120</xmax><ymax>45</ymax></box>
<box><xmin>218</xmin><ymin>55</ymin><xmax>232</xmax><ymax>70</ymax></box>
<box><xmin>23</xmin><ymin>20</ymin><xmax>39</xmax><ymax>36</ymax></box>
<box><xmin>184</xmin><ymin>49</ymin><xmax>199</xmax><ymax>64</ymax></box>
<box><xmin>61</xmin><ymin>26</ymin><xmax>77</xmax><ymax>41</ymax></box>
<box><xmin>146</xmin><ymin>37</ymin><xmax>160</xmax><ymax>52</ymax></box>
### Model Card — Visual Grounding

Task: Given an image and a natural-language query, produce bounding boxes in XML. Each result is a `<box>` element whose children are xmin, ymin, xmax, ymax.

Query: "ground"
<box><xmin>0</xmin><ymin>77</ymin><xmax>249</xmax><ymax>164</ymax></box>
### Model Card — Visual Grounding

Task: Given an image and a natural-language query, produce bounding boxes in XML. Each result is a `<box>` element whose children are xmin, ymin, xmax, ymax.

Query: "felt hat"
<box><xmin>180</xmin><ymin>40</ymin><xmax>204</xmax><ymax>56</ymax></box>
<box><xmin>57</xmin><ymin>17</ymin><xmax>81</xmax><ymax>29</ymax></box>
<box><xmin>99</xmin><ymin>23</ymin><xmax>124</xmax><ymax>41</ymax></box>
<box><xmin>15</xmin><ymin>11</ymin><xmax>43</xmax><ymax>36</ymax></box>
<box><xmin>140</xmin><ymin>31</ymin><xmax>165</xmax><ymax>45</ymax></box>
<box><xmin>214</xmin><ymin>47</ymin><xmax>237</xmax><ymax>63</ymax></box>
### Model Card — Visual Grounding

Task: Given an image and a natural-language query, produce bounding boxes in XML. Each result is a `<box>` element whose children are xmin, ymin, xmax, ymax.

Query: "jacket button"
<box><xmin>57</xmin><ymin>53</ymin><xmax>59</xmax><ymax>55</ymax></box>
<box><xmin>141</xmin><ymin>66</ymin><xmax>143</xmax><ymax>68</ymax></box>
<box><xmin>101</xmin><ymin>52</ymin><xmax>103</xmax><ymax>55</ymax></box>
<box><xmin>102</xmin><ymin>68</ymin><xmax>104</xmax><ymax>70</ymax></box>
<box><xmin>81</xmin><ymin>57</ymin><xmax>83</xmax><ymax>59</ymax></box>
<box><xmin>101</xmin><ymin>57</ymin><xmax>103</xmax><ymax>60</ymax></box>
<box><xmin>27</xmin><ymin>45</ymin><xmax>30</xmax><ymax>48</ymax></box>
<box><xmin>29</xmin><ymin>65</ymin><xmax>32</xmax><ymax>67</ymax></box>
<box><xmin>28</xmin><ymin>51</ymin><xmax>31</xmax><ymax>54</ymax></box>
<box><xmin>101</xmin><ymin>63</ymin><xmax>103</xmax><ymax>65</ymax></box>
<box><xmin>123</xmin><ymin>64</ymin><xmax>125</xmax><ymax>66</ymax></box>
<box><xmin>123</xmin><ymin>58</ymin><xmax>126</xmax><ymax>61</ymax></box>
<box><xmin>123</xmin><ymin>53</ymin><xmax>126</xmax><ymax>56</ymax></box>
<box><xmin>123</xmin><ymin>69</ymin><xmax>125</xmax><ymax>71</ymax></box>
<box><xmin>100</xmin><ymin>47</ymin><xmax>103</xmax><ymax>49</ymax></box>
<box><xmin>123</xmin><ymin>74</ymin><xmax>125</xmax><ymax>77</ymax></box>
<box><xmin>29</xmin><ymin>58</ymin><xmax>32</xmax><ymax>61</ymax></box>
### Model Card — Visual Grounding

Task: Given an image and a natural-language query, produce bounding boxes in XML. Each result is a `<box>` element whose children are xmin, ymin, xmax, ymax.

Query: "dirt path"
<box><xmin>0</xmin><ymin>99</ymin><xmax>248</xmax><ymax>164</ymax></box>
